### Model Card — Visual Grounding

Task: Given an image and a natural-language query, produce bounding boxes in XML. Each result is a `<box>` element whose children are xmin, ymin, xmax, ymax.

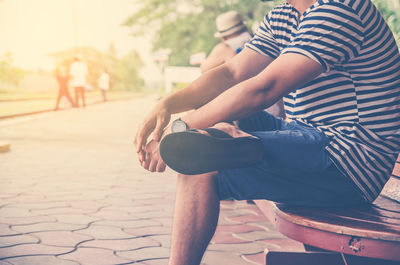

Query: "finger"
<box><xmin>156</xmin><ymin>161</ymin><xmax>166</xmax><ymax>172</ymax></box>
<box><xmin>135</xmin><ymin>130</ymin><xmax>146</xmax><ymax>153</ymax></box>
<box><xmin>136</xmin><ymin>124</ymin><xmax>153</xmax><ymax>153</ymax></box>
<box><xmin>133</xmin><ymin>133</ymin><xmax>138</xmax><ymax>147</ymax></box>
<box><xmin>153</xmin><ymin>116</ymin><xmax>167</xmax><ymax>141</ymax></box>
<box><xmin>138</xmin><ymin>149</ymin><xmax>145</xmax><ymax>163</ymax></box>
<box><xmin>149</xmin><ymin>159</ymin><xmax>157</xmax><ymax>172</ymax></box>
<box><xmin>134</xmin><ymin>130</ymin><xmax>141</xmax><ymax>151</ymax></box>
<box><xmin>141</xmin><ymin>159</ymin><xmax>147</xmax><ymax>169</ymax></box>
<box><xmin>143</xmin><ymin>153</ymin><xmax>151</xmax><ymax>170</ymax></box>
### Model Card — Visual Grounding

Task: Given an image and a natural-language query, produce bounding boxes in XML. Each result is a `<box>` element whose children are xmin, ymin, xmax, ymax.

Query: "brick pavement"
<box><xmin>0</xmin><ymin>96</ymin><xmax>303</xmax><ymax>264</ymax></box>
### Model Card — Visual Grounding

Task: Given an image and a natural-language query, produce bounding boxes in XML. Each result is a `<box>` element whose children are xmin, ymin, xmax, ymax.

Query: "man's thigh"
<box><xmin>216</xmin><ymin>121</ymin><xmax>366</xmax><ymax>207</ymax></box>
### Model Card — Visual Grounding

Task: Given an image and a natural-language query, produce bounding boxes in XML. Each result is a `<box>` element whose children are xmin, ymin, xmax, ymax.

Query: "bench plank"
<box><xmin>256</xmin><ymin>199</ymin><xmax>400</xmax><ymax>261</ymax></box>
<box><xmin>272</xmin><ymin>196</ymin><xmax>400</xmax><ymax>239</ymax></box>
<box><xmin>255</xmin><ymin>156</ymin><xmax>400</xmax><ymax>262</ymax></box>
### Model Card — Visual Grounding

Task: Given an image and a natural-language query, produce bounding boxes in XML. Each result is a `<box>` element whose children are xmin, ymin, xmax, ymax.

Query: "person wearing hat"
<box><xmin>200</xmin><ymin>11</ymin><xmax>251</xmax><ymax>73</ymax></box>
<box><xmin>135</xmin><ymin>0</ymin><xmax>400</xmax><ymax>264</ymax></box>
<box><xmin>202</xmin><ymin>10</ymin><xmax>285</xmax><ymax>118</ymax></box>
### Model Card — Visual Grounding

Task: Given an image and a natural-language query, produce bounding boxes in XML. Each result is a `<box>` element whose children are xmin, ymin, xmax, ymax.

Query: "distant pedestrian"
<box><xmin>98</xmin><ymin>69</ymin><xmax>110</xmax><ymax>102</ymax></box>
<box><xmin>69</xmin><ymin>56</ymin><xmax>88</xmax><ymax>108</ymax></box>
<box><xmin>54</xmin><ymin>64</ymin><xmax>74</xmax><ymax>110</ymax></box>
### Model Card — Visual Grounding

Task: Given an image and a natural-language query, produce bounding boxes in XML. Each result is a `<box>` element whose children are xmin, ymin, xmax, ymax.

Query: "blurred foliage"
<box><xmin>373</xmin><ymin>0</ymin><xmax>400</xmax><ymax>44</ymax></box>
<box><xmin>125</xmin><ymin>0</ymin><xmax>283</xmax><ymax>66</ymax></box>
<box><xmin>50</xmin><ymin>45</ymin><xmax>143</xmax><ymax>91</ymax></box>
<box><xmin>113</xmin><ymin>50</ymin><xmax>144</xmax><ymax>91</ymax></box>
<box><xmin>125</xmin><ymin>0</ymin><xmax>400</xmax><ymax>66</ymax></box>
<box><xmin>0</xmin><ymin>52</ymin><xmax>27</xmax><ymax>86</ymax></box>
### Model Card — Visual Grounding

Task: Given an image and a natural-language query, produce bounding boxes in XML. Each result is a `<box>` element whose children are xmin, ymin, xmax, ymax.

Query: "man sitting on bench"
<box><xmin>134</xmin><ymin>0</ymin><xmax>400</xmax><ymax>265</ymax></box>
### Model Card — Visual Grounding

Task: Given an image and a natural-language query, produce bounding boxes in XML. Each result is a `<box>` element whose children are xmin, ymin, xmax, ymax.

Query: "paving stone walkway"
<box><xmin>0</xmin><ymin>96</ymin><xmax>303</xmax><ymax>264</ymax></box>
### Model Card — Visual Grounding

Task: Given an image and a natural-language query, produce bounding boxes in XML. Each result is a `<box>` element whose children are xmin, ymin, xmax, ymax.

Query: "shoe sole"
<box><xmin>159</xmin><ymin>131</ymin><xmax>264</xmax><ymax>175</ymax></box>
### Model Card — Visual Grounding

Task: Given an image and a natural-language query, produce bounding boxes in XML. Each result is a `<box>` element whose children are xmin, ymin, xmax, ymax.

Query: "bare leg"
<box><xmin>169</xmin><ymin>172</ymin><xmax>220</xmax><ymax>265</ymax></box>
<box><xmin>81</xmin><ymin>87</ymin><xmax>86</xmax><ymax>107</ymax></box>
<box><xmin>266</xmin><ymin>98</ymin><xmax>286</xmax><ymax>119</ymax></box>
<box><xmin>54</xmin><ymin>90</ymin><xmax>62</xmax><ymax>110</ymax></box>
<box><xmin>74</xmin><ymin>87</ymin><xmax>80</xmax><ymax>107</ymax></box>
<box><xmin>65</xmin><ymin>91</ymin><xmax>75</xmax><ymax>107</ymax></box>
<box><xmin>102</xmin><ymin>90</ymin><xmax>107</xmax><ymax>102</ymax></box>
<box><xmin>168</xmin><ymin>122</ymin><xmax>252</xmax><ymax>265</ymax></box>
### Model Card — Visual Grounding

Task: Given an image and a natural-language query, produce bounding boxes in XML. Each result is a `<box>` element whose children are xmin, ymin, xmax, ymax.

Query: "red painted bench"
<box><xmin>255</xmin><ymin>155</ymin><xmax>400</xmax><ymax>265</ymax></box>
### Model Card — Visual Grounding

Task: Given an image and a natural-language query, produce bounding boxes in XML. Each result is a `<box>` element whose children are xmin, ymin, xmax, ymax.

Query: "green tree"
<box><xmin>114</xmin><ymin>50</ymin><xmax>144</xmax><ymax>91</ymax></box>
<box><xmin>0</xmin><ymin>52</ymin><xmax>26</xmax><ymax>87</ymax></box>
<box><xmin>125</xmin><ymin>0</ymin><xmax>282</xmax><ymax>66</ymax></box>
<box><xmin>50</xmin><ymin>47</ymin><xmax>117</xmax><ymax>87</ymax></box>
<box><xmin>50</xmin><ymin>47</ymin><xmax>143</xmax><ymax>91</ymax></box>
<box><xmin>125</xmin><ymin>0</ymin><xmax>400</xmax><ymax>66</ymax></box>
<box><xmin>373</xmin><ymin>0</ymin><xmax>400</xmax><ymax>44</ymax></box>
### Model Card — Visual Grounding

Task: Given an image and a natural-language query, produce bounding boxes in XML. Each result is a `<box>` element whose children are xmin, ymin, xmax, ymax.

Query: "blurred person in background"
<box><xmin>69</xmin><ymin>56</ymin><xmax>88</xmax><ymax>108</ymax></box>
<box><xmin>98</xmin><ymin>69</ymin><xmax>110</xmax><ymax>102</ymax></box>
<box><xmin>200</xmin><ymin>11</ymin><xmax>251</xmax><ymax>73</ymax></box>
<box><xmin>54</xmin><ymin>63</ymin><xmax>74</xmax><ymax>111</ymax></box>
<box><xmin>201</xmin><ymin>10</ymin><xmax>285</xmax><ymax>119</ymax></box>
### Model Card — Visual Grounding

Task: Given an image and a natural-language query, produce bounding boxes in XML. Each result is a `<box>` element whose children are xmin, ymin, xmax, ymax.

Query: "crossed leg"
<box><xmin>166</xmin><ymin>114</ymin><xmax>366</xmax><ymax>265</ymax></box>
<box><xmin>168</xmin><ymin>122</ymin><xmax>252</xmax><ymax>265</ymax></box>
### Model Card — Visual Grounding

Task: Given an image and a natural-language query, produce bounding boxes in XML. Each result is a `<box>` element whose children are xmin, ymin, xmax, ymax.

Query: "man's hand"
<box><xmin>140</xmin><ymin>140</ymin><xmax>166</xmax><ymax>173</ymax></box>
<box><xmin>134</xmin><ymin>104</ymin><xmax>171</xmax><ymax>156</ymax></box>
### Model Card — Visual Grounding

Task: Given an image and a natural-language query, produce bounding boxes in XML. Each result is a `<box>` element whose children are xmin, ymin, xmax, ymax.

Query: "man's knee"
<box><xmin>177</xmin><ymin>172</ymin><xmax>220</xmax><ymax>197</ymax></box>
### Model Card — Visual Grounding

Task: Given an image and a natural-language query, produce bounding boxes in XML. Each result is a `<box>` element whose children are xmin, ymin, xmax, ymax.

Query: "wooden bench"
<box><xmin>255</xmin><ymin>155</ymin><xmax>400</xmax><ymax>265</ymax></box>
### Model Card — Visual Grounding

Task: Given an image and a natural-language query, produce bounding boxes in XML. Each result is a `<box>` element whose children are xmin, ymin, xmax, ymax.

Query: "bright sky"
<box><xmin>0</xmin><ymin>0</ymin><xmax>154</xmax><ymax>72</ymax></box>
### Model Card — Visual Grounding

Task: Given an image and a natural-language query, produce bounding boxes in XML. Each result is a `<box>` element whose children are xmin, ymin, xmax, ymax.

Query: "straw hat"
<box><xmin>214</xmin><ymin>11</ymin><xmax>247</xmax><ymax>38</ymax></box>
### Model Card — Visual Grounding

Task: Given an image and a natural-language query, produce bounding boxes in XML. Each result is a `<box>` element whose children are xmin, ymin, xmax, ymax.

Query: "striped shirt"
<box><xmin>246</xmin><ymin>0</ymin><xmax>400</xmax><ymax>202</ymax></box>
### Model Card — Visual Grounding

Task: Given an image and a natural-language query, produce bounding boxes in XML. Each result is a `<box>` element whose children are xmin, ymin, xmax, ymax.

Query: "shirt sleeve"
<box><xmin>282</xmin><ymin>3</ymin><xmax>364</xmax><ymax>72</ymax></box>
<box><xmin>245</xmin><ymin>11</ymin><xmax>280</xmax><ymax>59</ymax></box>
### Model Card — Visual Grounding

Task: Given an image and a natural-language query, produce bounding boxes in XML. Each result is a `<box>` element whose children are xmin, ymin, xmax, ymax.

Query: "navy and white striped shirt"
<box><xmin>246</xmin><ymin>0</ymin><xmax>400</xmax><ymax>202</ymax></box>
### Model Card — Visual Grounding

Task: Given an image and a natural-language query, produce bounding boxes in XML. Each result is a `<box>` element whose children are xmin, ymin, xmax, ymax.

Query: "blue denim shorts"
<box><xmin>216</xmin><ymin>111</ymin><xmax>367</xmax><ymax>207</ymax></box>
